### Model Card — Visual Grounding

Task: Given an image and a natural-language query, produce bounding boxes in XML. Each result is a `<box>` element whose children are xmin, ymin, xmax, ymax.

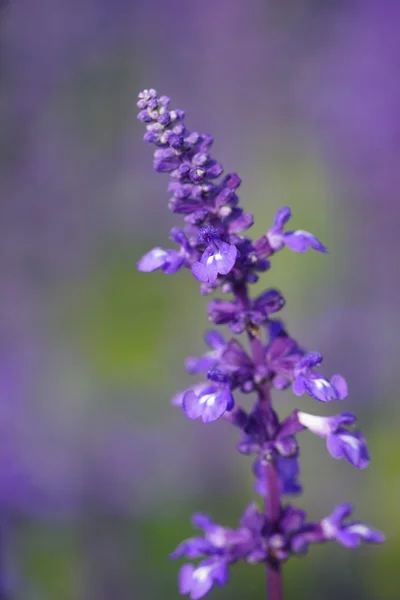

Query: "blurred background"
<box><xmin>0</xmin><ymin>0</ymin><xmax>398</xmax><ymax>598</ymax></box>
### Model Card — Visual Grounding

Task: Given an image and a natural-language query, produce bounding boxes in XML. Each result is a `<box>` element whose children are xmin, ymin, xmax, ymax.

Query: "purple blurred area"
<box><xmin>0</xmin><ymin>1</ymin><xmax>398</xmax><ymax>598</ymax></box>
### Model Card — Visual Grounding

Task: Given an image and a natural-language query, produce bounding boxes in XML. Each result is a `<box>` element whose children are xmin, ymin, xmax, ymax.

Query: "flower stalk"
<box><xmin>136</xmin><ymin>88</ymin><xmax>384</xmax><ymax>600</ymax></box>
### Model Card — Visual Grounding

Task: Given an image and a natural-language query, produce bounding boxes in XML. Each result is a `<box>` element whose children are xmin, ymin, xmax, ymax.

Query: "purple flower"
<box><xmin>297</xmin><ymin>411</ymin><xmax>370</xmax><ymax>469</ymax></box>
<box><xmin>265</xmin><ymin>335</ymin><xmax>303</xmax><ymax>390</ymax></box>
<box><xmin>185</xmin><ymin>334</ymin><xmax>255</xmax><ymax>392</ymax></box>
<box><xmin>293</xmin><ymin>352</ymin><xmax>348</xmax><ymax>402</ymax></box>
<box><xmin>179</xmin><ymin>560</ymin><xmax>229</xmax><ymax>600</ymax></box>
<box><xmin>137</xmin><ymin>246</ymin><xmax>185</xmax><ymax>274</ymax></box>
<box><xmin>171</xmin><ymin>504</ymin><xmax>266</xmax><ymax>598</ymax></box>
<box><xmin>207</xmin><ymin>290</ymin><xmax>285</xmax><ymax>335</ymax></box>
<box><xmin>290</xmin><ymin>503</ymin><xmax>385</xmax><ymax>555</ymax></box>
<box><xmin>255</xmin><ymin>207</ymin><xmax>327</xmax><ymax>257</ymax></box>
<box><xmin>137</xmin><ymin>227</ymin><xmax>193</xmax><ymax>275</ymax></box>
<box><xmin>182</xmin><ymin>377</ymin><xmax>234</xmax><ymax>424</ymax></box>
<box><xmin>137</xmin><ymin>89</ymin><xmax>384</xmax><ymax>596</ymax></box>
<box><xmin>207</xmin><ymin>299</ymin><xmax>246</xmax><ymax>333</ymax></box>
<box><xmin>252</xmin><ymin>289</ymin><xmax>285</xmax><ymax>321</ymax></box>
<box><xmin>320</xmin><ymin>504</ymin><xmax>385</xmax><ymax>548</ymax></box>
<box><xmin>185</xmin><ymin>331</ymin><xmax>227</xmax><ymax>375</ymax></box>
<box><xmin>191</xmin><ymin>236</ymin><xmax>238</xmax><ymax>284</ymax></box>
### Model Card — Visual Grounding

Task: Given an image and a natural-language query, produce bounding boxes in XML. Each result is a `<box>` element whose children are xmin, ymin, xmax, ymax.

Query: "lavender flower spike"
<box><xmin>137</xmin><ymin>89</ymin><xmax>384</xmax><ymax>600</ymax></box>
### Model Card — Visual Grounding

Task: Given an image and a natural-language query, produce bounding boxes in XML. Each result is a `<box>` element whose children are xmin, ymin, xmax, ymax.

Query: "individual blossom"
<box><xmin>264</xmin><ymin>333</ymin><xmax>303</xmax><ymax>391</ymax></box>
<box><xmin>171</xmin><ymin>504</ymin><xmax>266</xmax><ymax>600</ymax></box>
<box><xmin>319</xmin><ymin>504</ymin><xmax>386</xmax><ymax>548</ymax></box>
<box><xmin>237</xmin><ymin>405</ymin><xmax>298</xmax><ymax>459</ymax></box>
<box><xmin>254</xmin><ymin>207</ymin><xmax>327</xmax><ymax>257</ymax></box>
<box><xmin>137</xmin><ymin>227</ymin><xmax>193</xmax><ymax>274</ymax></box>
<box><xmin>207</xmin><ymin>289</ymin><xmax>285</xmax><ymax>334</ymax></box>
<box><xmin>292</xmin><ymin>352</ymin><xmax>348</xmax><ymax>402</ymax></box>
<box><xmin>291</xmin><ymin>504</ymin><xmax>385</xmax><ymax>555</ymax></box>
<box><xmin>182</xmin><ymin>370</ymin><xmax>234</xmax><ymax>424</ymax></box>
<box><xmin>184</xmin><ymin>331</ymin><xmax>227</xmax><ymax>375</ymax></box>
<box><xmin>280</xmin><ymin>410</ymin><xmax>369</xmax><ymax>469</ymax></box>
<box><xmin>191</xmin><ymin>226</ymin><xmax>238</xmax><ymax>284</ymax></box>
<box><xmin>185</xmin><ymin>336</ymin><xmax>255</xmax><ymax>393</ymax></box>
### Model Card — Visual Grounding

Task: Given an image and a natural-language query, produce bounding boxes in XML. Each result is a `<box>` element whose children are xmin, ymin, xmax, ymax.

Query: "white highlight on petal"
<box><xmin>152</xmin><ymin>248</ymin><xmax>167</xmax><ymax>259</ymax></box>
<box><xmin>297</xmin><ymin>412</ymin><xmax>330</xmax><ymax>436</ymax></box>
<box><xmin>339</xmin><ymin>433</ymin><xmax>359</xmax><ymax>450</ymax></box>
<box><xmin>320</xmin><ymin>518</ymin><xmax>337</xmax><ymax>539</ymax></box>
<box><xmin>207</xmin><ymin>253</ymin><xmax>222</xmax><ymax>265</ymax></box>
<box><xmin>266</xmin><ymin>232</ymin><xmax>283</xmax><ymax>250</ymax></box>
<box><xmin>194</xmin><ymin>566</ymin><xmax>211</xmax><ymax>583</ymax></box>
<box><xmin>313</xmin><ymin>378</ymin><xmax>330</xmax><ymax>391</ymax></box>
<box><xmin>347</xmin><ymin>524</ymin><xmax>370</xmax><ymax>537</ymax></box>
<box><xmin>200</xmin><ymin>393</ymin><xmax>216</xmax><ymax>407</ymax></box>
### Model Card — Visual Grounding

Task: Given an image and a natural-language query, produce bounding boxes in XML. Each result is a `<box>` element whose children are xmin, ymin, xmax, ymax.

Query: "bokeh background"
<box><xmin>0</xmin><ymin>1</ymin><xmax>398</xmax><ymax>598</ymax></box>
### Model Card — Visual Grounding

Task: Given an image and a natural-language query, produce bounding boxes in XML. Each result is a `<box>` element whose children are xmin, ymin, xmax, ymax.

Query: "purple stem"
<box><xmin>251</xmin><ymin>337</ymin><xmax>283</xmax><ymax>600</ymax></box>
<box><xmin>235</xmin><ymin>284</ymin><xmax>283</xmax><ymax>600</ymax></box>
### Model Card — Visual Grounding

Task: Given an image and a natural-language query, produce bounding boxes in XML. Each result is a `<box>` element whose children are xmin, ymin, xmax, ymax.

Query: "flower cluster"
<box><xmin>137</xmin><ymin>89</ymin><xmax>384</xmax><ymax>600</ymax></box>
<box><xmin>170</xmin><ymin>502</ymin><xmax>383</xmax><ymax>600</ymax></box>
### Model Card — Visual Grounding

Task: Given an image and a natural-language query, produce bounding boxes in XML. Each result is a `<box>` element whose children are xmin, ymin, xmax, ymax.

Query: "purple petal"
<box><xmin>227</xmin><ymin>211</ymin><xmax>254</xmax><ymax>234</ymax></box>
<box><xmin>345</xmin><ymin>523</ymin><xmax>385</xmax><ymax>544</ymax></box>
<box><xmin>239</xmin><ymin>503</ymin><xmax>264</xmax><ymax>531</ymax></box>
<box><xmin>162</xmin><ymin>251</ymin><xmax>185</xmax><ymax>274</ymax></box>
<box><xmin>327</xmin><ymin>430</ymin><xmax>370</xmax><ymax>469</ymax></box>
<box><xmin>284</xmin><ymin>230</ymin><xmax>327</xmax><ymax>253</ymax></box>
<box><xmin>298</xmin><ymin>411</ymin><xmax>357</xmax><ymax>437</ymax></box>
<box><xmin>328</xmin><ymin>503</ymin><xmax>354</xmax><ymax>525</ymax></box>
<box><xmin>277</xmin><ymin>457</ymin><xmax>302</xmax><ymax>495</ymax></box>
<box><xmin>272</xmin><ymin>207</ymin><xmax>291</xmax><ymax>232</ymax></box>
<box><xmin>254</xmin><ymin>289</ymin><xmax>285</xmax><ymax>315</ymax></box>
<box><xmin>279</xmin><ymin>410</ymin><xmax>304</xmax><ymax>437</ymax></box>
<box><xmin>221</xmin><ymin>340</ymin><xmax>252</xmax><ymax>371</ymax></box>
<box><xmin>335</xmin><ymin>529</ymin><xmax>361</xmax><ymax>548</ymax></box>
<box><xmin>183</xmin><ymin>390</ymin><xmax>204</xmax><ymax>420</ymax></box>
<box><xmin>153</xmin><ymin>148</ymin><xmax>181</xmax><ymax>172</ymax></box>
<box><xmin>185</xmin><ymin>356</ymin><xmax>214</xmax><ymax>375</ymax></box>
<box><xmin>280</xmin><ymin>505</ymin><xmax>307</xmax><ymax>534</ymax></box>
<box><xmin>274</xmin><ymin>436</ymin><xmax>299</xmax><ymax>458</ymax></box>
<box><xmin>339</xmin><ymin>430</ymin><xmax>370</xmax><ymax>469</ymax></box>
<box><xmin>172</xmin><ymin>383</ymin><xmax>208</xmax><ymax>407</ymax></box>
<box><xmin>212</xmin><ymin>241</ymin><xmax>238</xmax><ymax>275</ymax></box>
<box><xmin>170</xmin><ymin>227</ymin><xmax>189</xmax><ymax>247</ymax></box>
<box><xmin>191</xmin><ymin>513</ymin><xmax>214</xmax><ymax>530</ymax></box>
<box><xmin>137</xmin><ymin>247</ymin><xmax>168</xmax><ymax>272</ymax></box>
<box><xmin>330</xmin><ymin>374</ymin><xmax>348</xmax><ymax>400</ymax></box>
<box><xmin>273</xmin><ymin>374</ymin><xmax>291</xmax><ymax>390</ymax></box>
<box><xmin>192</xmin><ymin>261</ymin><xmax>214</xmax><ymax>283</ymax></box>
<box><xmin>204</xmin><ymin>330</ymin><xmax>225</xmax><ymax>350</ymax></box>
<box><xmin>201</xmin><ymin>388</ymin><xmax>232</xmax><ymax>423</ymax></box>
<box><xmin>292</xmin><ymin>375</ymin><xmax>306</xmax><ymax>396</ymax></box>
<box><xmin>189</xmin><ymin>562</ymin><xmax>214</xmax><ymax>599</ymax></box>
<box><xmin>326</xmin><ymin>433</ymin><xmax>345</xmax><ymax>459</ymax></box>
<box><xmin>208</xmin><ymin>299</ymin><xmax>239</xmax><ymax>325</ymax></box>
<box><xmin>211</xmin><ymin>562</ymin><xmax>229</xmax><ymax>587</ymax></box>
<box><xmin>267</xmin><ymin>336</ymin><xmax>297</xmax><ymax>362</ymax></box>
<box><xmin>299</xmin><ymin>352</ymin><xmax>323</xmax><ymax>369</ymax></box>
<box><xmin>179</xmin><ymin>564</ymin><xmax>194</xmax><ymax>595</ymax></box>
<box><xmin>171</xmin><ymin>538</ymin><xmax>214</xmax><ymax>560</ymax></box>
<box><xmin>303</xmin><ymin>376</ymin><xmax>335</xmax><ymax>402</ymax></box>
